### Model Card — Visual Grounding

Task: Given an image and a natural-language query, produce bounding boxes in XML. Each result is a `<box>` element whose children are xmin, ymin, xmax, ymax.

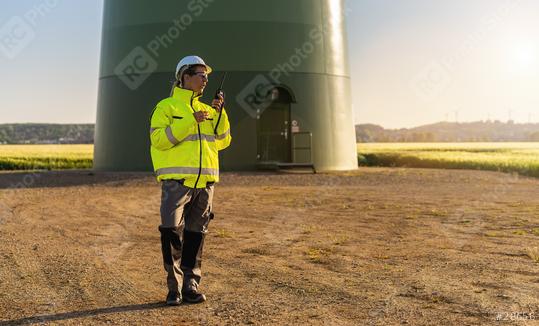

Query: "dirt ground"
<box><xmin>0</xmin><ymin>168</ymin><xmax>538</xmax><ymax>325</ymax></box>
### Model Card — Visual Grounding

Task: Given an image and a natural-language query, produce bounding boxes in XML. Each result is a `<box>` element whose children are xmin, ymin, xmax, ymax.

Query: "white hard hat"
<box><xmin>175</xmin><ymin>55</ymin><xmax>213</xmax><ymax>77</ymax></box>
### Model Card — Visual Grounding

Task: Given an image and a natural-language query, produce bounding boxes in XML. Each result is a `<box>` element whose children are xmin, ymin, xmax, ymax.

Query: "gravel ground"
<box><xmin>0</xmin><ymin>168</ymin><xmax>538</xmax><ymax>325</ymax></box>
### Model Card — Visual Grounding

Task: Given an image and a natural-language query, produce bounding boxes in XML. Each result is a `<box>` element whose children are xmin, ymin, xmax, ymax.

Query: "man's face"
<box><xmin>183</xmin><ymin>66</ymin><xmax>208</xmax><ymax>94</ymax></box>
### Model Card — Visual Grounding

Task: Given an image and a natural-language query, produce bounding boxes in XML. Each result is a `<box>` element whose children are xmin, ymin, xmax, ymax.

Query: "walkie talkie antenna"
<box><xmin>213</xmin><ymin>72</ymin><xmax>228</xmax><ymax>135</ymax></box>
<box><xmin>217</xmin><ymin>72</ymin><xmax>227</xmax><ymax>91</ymax></box>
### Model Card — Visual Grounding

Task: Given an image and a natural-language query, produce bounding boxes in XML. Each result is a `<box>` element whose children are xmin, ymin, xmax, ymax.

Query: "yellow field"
<box><xmin>0</xmin><ymin>144</ymin><xmax>93</xmax><ymax>170</ymax></box>
<box><xmin>2</xmin><ymin>143</ymin><xmax>539</xmax><ymax>176</ymax></box>
<box><xmin>358</xmin><ymin>142</ymin><xmax>539</xmax><ymax>177</ymax></box>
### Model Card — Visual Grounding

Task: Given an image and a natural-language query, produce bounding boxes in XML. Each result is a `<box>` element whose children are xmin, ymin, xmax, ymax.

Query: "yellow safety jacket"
<box><xmin>150</xmin><ymin>87</ymin><xmax>231</xmax><ymax>188</ymax></box>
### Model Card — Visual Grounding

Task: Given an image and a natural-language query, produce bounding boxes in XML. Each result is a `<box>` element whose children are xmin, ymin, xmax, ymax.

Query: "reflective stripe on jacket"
<box><xmin>150</xmin><ymin>87</ymin><xmax>232</xmax><ymax>188</ymax></box>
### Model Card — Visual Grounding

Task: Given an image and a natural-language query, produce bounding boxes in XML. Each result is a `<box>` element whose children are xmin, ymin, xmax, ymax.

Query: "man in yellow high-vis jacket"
<box><xmin>149</xmin><ymin>55</ymin><xmax>231</xmax><ymax>305</ymax></box>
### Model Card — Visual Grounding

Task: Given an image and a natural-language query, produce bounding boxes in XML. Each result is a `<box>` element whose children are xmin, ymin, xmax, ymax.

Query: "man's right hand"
<box><xmin>193</xmin><ymin>111</ymin><xmax>209</xmax><ymax>123</ymax></box>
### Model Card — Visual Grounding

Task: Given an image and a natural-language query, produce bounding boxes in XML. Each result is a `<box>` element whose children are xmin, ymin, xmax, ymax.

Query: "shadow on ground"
<box><xmin>0</xmin><ymin>170</ymin><xmax>154</xmax><ymax>189</ymax></box>
<box><xmin>0</xmin><ymin>302</ymin><xmax>166</xmax><ymax>325</ymax></box>
<box><xmin>0</xmin><ymin>170</ymin><xmax>316</xmax><ymax>189</ymax></box>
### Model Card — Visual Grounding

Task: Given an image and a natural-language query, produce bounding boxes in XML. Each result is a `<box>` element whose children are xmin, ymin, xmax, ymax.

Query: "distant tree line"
<box><xmin>0</xmin><ymin>124</ymin><xmax>94</xmax><ymax>144</ymax></box>
<box><xmin>4</xmin><ymin>121</ymin><xmax>539</xmax><ymax>144</ymax></box>
<box><xmin>356</xmin><ymin>121</ymin><xmax>539</xmax><ymax>142</ymax></box>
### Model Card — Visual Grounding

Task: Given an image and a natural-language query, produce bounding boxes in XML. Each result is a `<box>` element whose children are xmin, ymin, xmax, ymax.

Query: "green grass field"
<box><xmin>0</xmin><ymin>145</ymin><xmax>93</xmax><ymax>170</ymax></box>
<box><xmin>358</xmin><ymin>142</ymin><xmax>539</xmax><ymax>177</ymax></box>
<box><xmin>2</xmin><ymin>143</ymin><xmax>539</xmax><ymax>177</ymax></box>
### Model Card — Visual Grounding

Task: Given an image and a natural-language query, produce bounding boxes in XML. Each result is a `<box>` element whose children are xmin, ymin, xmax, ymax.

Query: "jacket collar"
<box><xmin>172</xmin><ymin>87</ymin><xmax>202</xmax><ymax>102</ymax></box>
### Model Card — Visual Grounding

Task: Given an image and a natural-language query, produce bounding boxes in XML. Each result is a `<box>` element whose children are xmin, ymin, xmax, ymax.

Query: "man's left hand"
<box><xmin>211</xmin><ymin>93</ymin><xmax>224</xmax><ymax>112</ymax></box>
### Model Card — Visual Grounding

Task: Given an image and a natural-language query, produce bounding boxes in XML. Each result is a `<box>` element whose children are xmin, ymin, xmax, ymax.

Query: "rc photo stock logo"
<box><xmin>236</xmin><ymin>23</ymin><xmax>326</xmax><ymax>119</ymax></box>
<box><xmin>0</xmin><ymin>0</ymin><xmax>60</xmax><ymax>59</ymax></box>
<box><xmin>410</xmin><ymin>60</ymin><xmax>453</xmax><ymax>102</ymax></box>
<box><xmin>236</xmin><ymin>74</ymin><xmax>276</xmax><ymax>119</ymax></box>
<box><xmin>114</xmin><ymin>47</ymin><xmax>158</xmax><ymax>91</ymax></box>
<box><xmin>113</xmin><ymin>0</ymin><xmax>216</xmax><ymax>90</ymax></box>
<box><xmin>0</xmin><ymin>17</ymin><xmax>34</xmax><ymax>59</ymax></box>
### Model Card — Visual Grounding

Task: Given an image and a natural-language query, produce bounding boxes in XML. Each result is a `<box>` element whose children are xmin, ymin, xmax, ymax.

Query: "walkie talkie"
<box><xmin>213</xmin><ymin>72</ymin><xmax>228</xmax><ymax>135</ymax></box>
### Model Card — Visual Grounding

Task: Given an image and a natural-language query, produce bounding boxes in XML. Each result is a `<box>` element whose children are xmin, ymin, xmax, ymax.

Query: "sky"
<box><xmin>0</xmin><ymin>1</ymin><xmax>103</xmax><ymax>125</ymax></box>
<box><xmin>348</xmin><ymin>0</ymin><xmax>539</xmax><ymax>128</ymax></box>
<box><xmin>1</xmin><ymin>0</ymin><xmax>538</xmax><ymax>129</ymax></box>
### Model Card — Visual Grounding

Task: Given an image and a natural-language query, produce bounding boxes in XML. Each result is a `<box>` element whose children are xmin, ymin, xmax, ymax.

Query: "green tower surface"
<box><xmin>95</xmin><ymin>0</ymin><xmax>357</xmax><ymax>172</ymax></box>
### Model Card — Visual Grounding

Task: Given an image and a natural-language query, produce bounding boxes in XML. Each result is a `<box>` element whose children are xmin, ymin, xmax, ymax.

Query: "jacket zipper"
<box><xmin>190</xmin><ymin>94</ymin><xmax>203</xmax><ymax>188</ymax></box>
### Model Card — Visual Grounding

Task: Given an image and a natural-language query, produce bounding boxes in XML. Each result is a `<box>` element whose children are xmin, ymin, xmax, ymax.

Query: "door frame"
<box><xmin>255</xmin><ymin>85</ymin><xmax>296</xmax><ymax>163</ymax></box>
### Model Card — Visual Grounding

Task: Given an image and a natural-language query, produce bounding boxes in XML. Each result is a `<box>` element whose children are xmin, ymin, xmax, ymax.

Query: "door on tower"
<box><xmin>256</xmin><ymin>86</ymin><xmax>295</xmax><ymax>163</ymax></box>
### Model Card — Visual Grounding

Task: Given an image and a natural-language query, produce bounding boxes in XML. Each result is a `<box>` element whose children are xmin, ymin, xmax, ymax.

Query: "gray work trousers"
<box><xmin>159</xmin><ymin>179</ymin><xmax>214</xmax><ymax>293</ymax></box>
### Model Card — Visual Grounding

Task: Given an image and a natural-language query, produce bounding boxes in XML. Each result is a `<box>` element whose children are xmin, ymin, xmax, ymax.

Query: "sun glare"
<box><xmin>510</xmin><ymin>41</ymin><xmax>537</xmax><ymax>71</ymax></box>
